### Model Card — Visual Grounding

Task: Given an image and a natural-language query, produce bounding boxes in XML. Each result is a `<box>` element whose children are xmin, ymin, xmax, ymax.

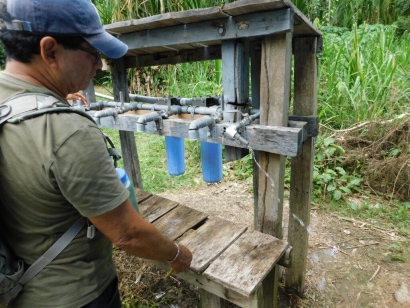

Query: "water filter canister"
<box><xmin>165</xmin><ymin>136</ymin><xmax>185</xmax><ymax>176</ymax></box>
<box><xmin>200</xmin><ymin>141</ymin><xmax>223</xmax><ymax>183</ymax></box>
<box><xmin>116</xmin><ymin>168</ymin><xmax>140</xmax><ymax>213</ymax></box>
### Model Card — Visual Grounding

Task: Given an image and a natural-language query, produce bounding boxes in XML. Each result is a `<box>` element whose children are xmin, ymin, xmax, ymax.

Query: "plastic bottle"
<box><xmin>116</xmin><ymin>168</ymin><xmax>139</xmax><ymax>213</ymax></box>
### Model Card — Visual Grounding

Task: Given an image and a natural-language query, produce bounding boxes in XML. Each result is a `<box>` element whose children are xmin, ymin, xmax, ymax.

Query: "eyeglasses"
<box><xmin>77</xmin><ymin>45</ymin><xmax>102</xmax><ymax>63</ymax></box>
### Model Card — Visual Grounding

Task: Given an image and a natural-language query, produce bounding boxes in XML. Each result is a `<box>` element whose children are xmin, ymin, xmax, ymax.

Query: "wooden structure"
<box><xmin>87</xmin><ymin>0</ymin><xmax>321</xmax><ymax>306</ymax></box>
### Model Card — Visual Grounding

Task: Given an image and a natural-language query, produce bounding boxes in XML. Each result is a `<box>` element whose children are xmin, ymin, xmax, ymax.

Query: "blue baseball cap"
<box><xmin>6</xmin><ymin>0</ymin><xmax>128</xmax><ymax>59</ymax></box>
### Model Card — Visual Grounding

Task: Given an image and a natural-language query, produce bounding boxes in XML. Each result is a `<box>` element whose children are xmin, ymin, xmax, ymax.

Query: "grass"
<box><xmin>318</xmin><ymin>24</ymin><xmax>409</xmax><ymax>128</ymax></box>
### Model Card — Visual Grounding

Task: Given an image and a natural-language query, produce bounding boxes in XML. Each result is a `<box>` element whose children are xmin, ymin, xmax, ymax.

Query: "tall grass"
<box><xmin>318</xmin><ymin>24</ymin><xmax>409</xmax><ymax>128</ymax></box>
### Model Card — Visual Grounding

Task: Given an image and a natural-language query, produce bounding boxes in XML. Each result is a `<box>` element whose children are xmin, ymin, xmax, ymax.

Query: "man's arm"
<box><xmin>89</xmin><ymin>199</ymin><xmax>192</xmax><ymax>274</ymax></box>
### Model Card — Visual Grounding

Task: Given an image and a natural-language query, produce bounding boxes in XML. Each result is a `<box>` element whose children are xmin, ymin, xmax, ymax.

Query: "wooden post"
<box><xmin>111</xmin><ymin>58</ymin><xmax>144</xmax><ymax>189</ymax></box>
<box><xmin>199</xmin><ymin>289</ymin><xmax>230</xmax><ymax>308</ymax></box>
<box><xmin>222</xmin><ymin>40</ymin><xmax>250</xmax><ymax>162</ymax></box>
<box><xmin>286</xmin><ymin>37</ymin><xmax>318</xmax><ymax>295</ymax></box>
<box><xmin>255</xmin><ymin>32</ymin><xmax>292</xmax><ymax>307</ymax></box>
<box><xmin>84</xmin><ymin>80</ymin><xmax>96</xmax><ymax>103</ymax></box>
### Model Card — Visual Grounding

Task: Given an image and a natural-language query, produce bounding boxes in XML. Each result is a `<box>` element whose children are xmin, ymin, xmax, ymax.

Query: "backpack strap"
<box><xmin>0</xmin><ymin>93</ymin><xmax>95</xmax><ymax>125</ymax></box>
<box><xmin>0</xmin><ymin>217</ymin><xmax>86</xmax><ymax>303</ymax></box>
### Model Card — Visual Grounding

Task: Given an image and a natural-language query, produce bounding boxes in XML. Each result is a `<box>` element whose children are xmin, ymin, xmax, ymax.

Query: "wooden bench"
<box><xmin>135</xmin><ymin>189</ymin><xmax>290</xmax><ymax>308</ymax></box>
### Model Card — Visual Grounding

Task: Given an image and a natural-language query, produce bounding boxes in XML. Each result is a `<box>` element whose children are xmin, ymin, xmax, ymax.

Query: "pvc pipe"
<box><xmin>136</xmin><ymin>112</ymin><xmax>163</xmax><ymax>132</ymax></box>
<box><xmin>188</xmin><ymin>116</ymin><xmax>216</xmax><ymax>140</ymax></box>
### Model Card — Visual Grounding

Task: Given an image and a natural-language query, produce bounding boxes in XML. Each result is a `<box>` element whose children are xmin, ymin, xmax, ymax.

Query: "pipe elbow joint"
<box><xmin>136</xmin><ymin>112</ymin><xmax>162</xmax><ymax>132</ymax></box>
<box><xmin>225</xmin><ymin>125</ymin><xmax>238</xmax><ymax>139</ymax></box>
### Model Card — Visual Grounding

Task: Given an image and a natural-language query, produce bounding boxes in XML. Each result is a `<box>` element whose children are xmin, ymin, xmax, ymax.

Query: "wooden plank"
<box><xmin>93</xmin><ymin>114</ymin><xmax>304</xmax><ymax>157</ymax></box>
<box><xmin>105</xmin><ymin>7</ymin><xmax>228</xmax><ymax>34</ymax></box>
<box><xmin>203</xmin><ymin>230</ymin><xmax>289</xmax><ymax>297</ymax></box>
<box><xmin>117</xmin><ymin>9</ymin><xmax>293</xmax><ymax>54</ymax></box>
<box><xmin>170</xmin><ymin>7</ymin><xmax>229</xmax><ymax>24</ymax></box>
<box><xmin>287</xmin><ymin>37</ymin><xmax>318</xmax><ymax>295</ymax></box>
<box><xmin>148</xmin><ymin>259</ymin><xmax>258</xmax><ymax>308</ymax></box>
<box><xmin>152</xmin><ymin>205</ymin><xmax>208</xmax><ymax>240</ymax></box>
<box><xmin>179</xmin><ymin>218</ymin><xmax>247</xmax><ymax>273</ymax></box>
<box><xmin>135</xmin><ymin>188</ymin><xmax>152</xmax><ymax>203</ymax></box>
<box><xmin>222</xmin><ymin>0</ymin><xmax>288</xmax><ymax>15</ymax></box>
<box><xmin>124</xmin><ymin>45</ymin><xmax>221</xmax><ymax>68</ymax></box>
<box><xmin>222</xmin><ymin>0</ymin><xmax>321</xmax><ymax>37</ymax></box>
<box><xmin>138</xmin><ymin>195</ymin><xmax>179</xmax><ymax>223</ymax></box>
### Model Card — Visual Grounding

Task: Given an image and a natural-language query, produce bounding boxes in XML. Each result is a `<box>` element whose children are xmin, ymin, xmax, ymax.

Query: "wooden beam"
<box><xmin>255</xmin><ymin>32</ymin><xmax>293</xmax><ymax>307</ymax></box>
<box><xmin>93</xmin><ymin>114</ymin><xmax>305</xmax><ymax>157</ymax></box>
<box><xmin>118</xmin><ymin>9</ymin><xmax>293</xmax><ymax>53</ymax></box>
<box><xmin>111</xmin><ymin>58</ymin><xmax>144</xmax><ymax>189</ymax></box>
<box><xmin>123</xmin><ymin>45</ymin><xmax>222</xmax><ymax>68</ymax></box>
<box><xmin>222</xmin><ymin>39</ymin><xmax>251</xmax><ymax>162</ymax></box>
<box><xmin>286</xmin><ymin>36</ymin><xmax>318</xmax><ymax>295</ymax></box>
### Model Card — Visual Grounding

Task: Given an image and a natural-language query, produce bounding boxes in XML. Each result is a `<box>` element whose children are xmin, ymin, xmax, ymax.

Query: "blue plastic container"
<box><xmin>116</xmin><ymin>168</ymin><xmax>139</xmax><ymax>213</ymax></box>
<box><xmin>200</xmin><ymin>141</ymin><xmax>222</xmax><ymax>183</ymax></box>
<box><xmin>165</xmin><ymin>136</ymin><xmax>185</xmax><ymax>176</ymax></box>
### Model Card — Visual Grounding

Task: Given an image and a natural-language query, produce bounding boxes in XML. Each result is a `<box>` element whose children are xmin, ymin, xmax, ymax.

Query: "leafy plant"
<box><xmin>312</xmin><ymin>135</ymin><xmax>363</xmax><ymax>202</ymax></box>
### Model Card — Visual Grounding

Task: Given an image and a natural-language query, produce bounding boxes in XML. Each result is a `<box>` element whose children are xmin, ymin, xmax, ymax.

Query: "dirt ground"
<box><xmin>113</xmin><ymin>178</ymin><xmax>410</xmax><ymax>308</ymax></box>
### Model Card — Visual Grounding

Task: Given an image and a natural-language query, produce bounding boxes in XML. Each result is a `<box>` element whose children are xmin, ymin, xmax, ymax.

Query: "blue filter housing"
<box><xmin>165</xmin><ymin>136</ymin><xmax>185</xmax><ymax>176</ymax></box>
<box><xmin>116</xmin><ymin>168</ymin><xmax>139</xmax><ymax>213</ymax></box>
<box><xmin>200</xmin><ymin>141</ymin><xmax>222</xmax><ymax>183</ymax></box>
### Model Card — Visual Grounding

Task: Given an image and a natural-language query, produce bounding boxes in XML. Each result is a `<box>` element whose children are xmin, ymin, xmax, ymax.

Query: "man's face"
<box><xmin>57</xmin><ymin>43</ymin><xmax>103</xmax><ymax>94</ymax></box>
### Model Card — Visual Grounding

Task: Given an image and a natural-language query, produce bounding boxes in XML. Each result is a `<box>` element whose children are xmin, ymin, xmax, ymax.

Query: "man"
<box><xmin>0</xmin><ymin>0</ymin><xmax>192</xmax><ymax>307</ymax></box>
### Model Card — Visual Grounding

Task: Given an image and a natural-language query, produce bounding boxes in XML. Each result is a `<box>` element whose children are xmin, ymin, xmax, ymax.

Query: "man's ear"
<box><xmin>39</xmin><ymin>36</ymin><xmax>60</xmax><ymax>66</ymax></box>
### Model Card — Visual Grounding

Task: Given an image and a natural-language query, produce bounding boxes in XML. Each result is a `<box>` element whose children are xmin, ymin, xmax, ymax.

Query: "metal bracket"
<box><xmin>277</xmin><ymin>246</ymin><xmax>292</xmax><ymax>267</ymax></box>
<box><xmin>288</xmin><ymin>115</ymin><xmax>319</xmax><ymax>137</ymax></box>
<box><xmin>155</xmin><ymin>117</ymin><xmax>163</xmax><ymax>132</ymax></box>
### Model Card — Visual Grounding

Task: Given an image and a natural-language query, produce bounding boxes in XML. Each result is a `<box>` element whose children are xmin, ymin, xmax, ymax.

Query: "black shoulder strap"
<box><xmin>0</xmin><ymin>93</ymin><xmax>95</xmax><ymax>125</ymax></box>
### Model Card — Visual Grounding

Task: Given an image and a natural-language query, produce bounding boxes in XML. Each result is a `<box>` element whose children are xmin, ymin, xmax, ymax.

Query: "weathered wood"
<box><xmin>135</xmin><ymin>189</ymin><xmax>152</xmax><ymax>203</ymax></box>
<box><xmin>255</xmin><ymin>32</ymin><xmax>293</xmax><ymax>307</ymax></box>
<box><xmin>199</xmin><ymin>289</ymin><xmax>231</xmax><ymax>308</ymax></box>
<box><xmin>116</xmin><ymin>9</ymin><xmax>293</xmax><ymax>55</ymax></box>
<box><xmin>137</xmin><ymin>191</ymin><xmax>289</xmax><ymax>308</ymax></box>
<box><xmin>111</xmin><ymin>58</ymin><xmax>144</xmax><ymax>189</ymax></box>
<box><xmin>94</xmin><ymin>114</ymin><xmax>305</xmax><ymax>157</ymax></box>
<box><xmin>288</xmin><ymin>115</ymin><xmax>319</xmax><ymax>137</ymax></box>
<box><xmin>222</xmin><ymin>0</ymin><xmax>288</xmax><ymax>15</ymax></box>
<box><xmin>152</xmin><ymin>205</ymin><xmax>208</xmax><ymax>240</ymax></box>
<box><xmin>204</xmin><ymin>230</ymin><xmax>289</xmax><ymax>297</ymax></box>
<box><xmin>222</xmin><ymin>39</ymin><xmax>251</xmax><ymax>161</ymax></box>
<box><xmin>179</xmin><ymin>218</ymin><xmax>247</xmax><ymax>273</ymax></box>
<box><xmin>105</xmin><ymin>0</ymin><xmax>320</xmax><ymax>38</ymax></box>
<box><xmin>105</xmin><ymin>7</ymin><xmax>228</xmax><ymax>34</ymax></box>
<box><xmin>287</xmin><ymin>37</ymin><xmax>318</xmax><ymax>295</ymax></box>
<box><xmin>149</xmin><ymin>258</ymin><xmax>259</xmax><ymax>307</ymax></box>
<box><xmin>256</xmin><ymin>32</ymin><xmax>292</xmax><ymax>237</ymax></box>
<box><xmin>124</xmin><ymin>45</ymin><xmax>221</xmax><ymax>68</ymax></box>
<box><xmin>222</xmin><ymin>0</ymin><xmax>320</xmax><ymax>37</ymax></box>
<box><xmin>138</xmin><ymin>194</ymin><xmax>179</xmax><ymax>223</ymax></box>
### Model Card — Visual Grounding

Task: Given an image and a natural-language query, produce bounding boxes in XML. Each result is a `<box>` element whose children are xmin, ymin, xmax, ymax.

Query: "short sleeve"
<box><xmin>50</xmin><ymin>120</ymin><xmax>129</xmax><ymax>217</ymax></box>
